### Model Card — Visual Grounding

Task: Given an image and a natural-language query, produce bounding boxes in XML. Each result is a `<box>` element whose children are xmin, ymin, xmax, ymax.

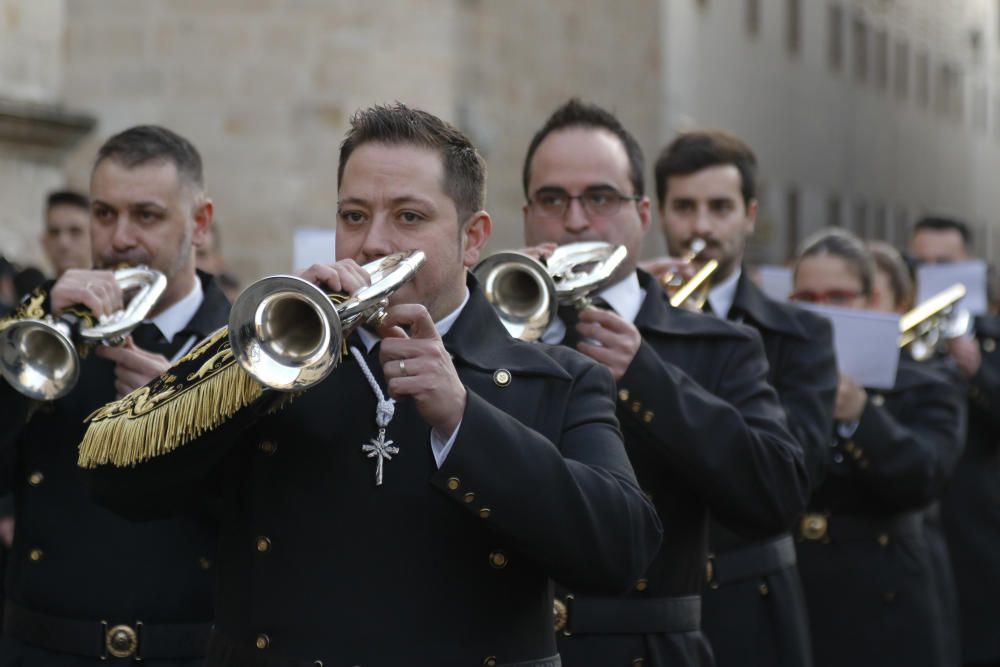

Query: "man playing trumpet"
<box><xmin>0</xmin><ymin>126</ymin><xmax>229</xmax><ymax>665</ymax></box>
<box><xmin>518</xmin><ymin>98</ymin><xmax>807</xmax><ymax>666</ymax></box>
<box><xmin>82</xmin><ymin>103</ymin><xmax>662</xmax><ymax>667</ymax></box>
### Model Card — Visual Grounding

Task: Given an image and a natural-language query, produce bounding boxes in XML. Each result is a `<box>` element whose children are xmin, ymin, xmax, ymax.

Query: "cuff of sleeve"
<box><xmin>430</xmin><ymin>420</ymin><xmax>462</xmax><ymax>468</ymax></box>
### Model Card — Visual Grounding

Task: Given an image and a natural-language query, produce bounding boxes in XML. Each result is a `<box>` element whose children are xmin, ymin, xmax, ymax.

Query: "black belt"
<box><xmin>206</xmin><ymin>630</ymin><xmax>561</xmax><ymax>667</ymax></box>
<box><xmin>558</xmin><ymin>594</ymin><xmax>701</xmax><ymax>635</ymax></box>
<box><xmin>797</xmin><ymin>510</ymin><xmax>923</xmax><ymax>544</ymax></box>
<box><xmin>706</xmin><ymin>534</ymin><xmax>797</xmax><ymax>587</ymax></box>
<box><xmin>3</xmin><ymin>600</ymin><xmax>211</xmax><ymax>660</ymax></box>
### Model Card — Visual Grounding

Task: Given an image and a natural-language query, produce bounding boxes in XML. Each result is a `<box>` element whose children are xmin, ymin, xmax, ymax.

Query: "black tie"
<box><xmin>558</xmin><ymin>304</ymin><xmax>582</xmax><ymax>348</ymax></box>
<box><xmin>131</xmin><ymin>322</ymin><xmax>166</xmax><ymax>350</ymax></box>
<box><xmin>701</xmin><ymin>299</ymin><xmax>715</xmax><ymax>316</ymax></box>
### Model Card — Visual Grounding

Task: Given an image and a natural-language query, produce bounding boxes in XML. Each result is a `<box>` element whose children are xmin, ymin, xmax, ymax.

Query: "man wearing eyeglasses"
<box><xmin>519</xmin><ymin>99</ymin><xmax>807</xmax><ymax>667</ymax></box>
<box><xmin>909</xmin><ymin>217</ymin><xmax>1000</xmax><ymax>667</ymax></box>
<box><xmin>644</xmin><ymin>130</ymin><xmax>837</xmax><ymax>667</ymax></box>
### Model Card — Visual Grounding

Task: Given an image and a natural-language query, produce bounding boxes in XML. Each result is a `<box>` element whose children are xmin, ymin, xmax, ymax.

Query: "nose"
<box><xmin>692</xmin><ymin>204</ymin><xmax>713</xmax><ymax>238</ymax></box>
<box><xmin>360</xmin><ymin>215</ymin><xmax>395</xmax><ymax>262</ymax></box>
<box><xmin>110</xmin><ymin>216</ymin><xmax>137</xmax><ymax>251</ymax></box>
<box><xmin>563</xmin><ymin>198</ymin><xmax>591</xmax><ymax>234</ymax></box>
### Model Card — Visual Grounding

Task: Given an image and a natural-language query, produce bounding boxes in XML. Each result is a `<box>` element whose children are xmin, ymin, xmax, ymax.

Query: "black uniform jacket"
<box><xmin>702</xmin><ymin>272</ymin><xmax>836</xmax><ymax>667</ymax></box>
<box><xmin>798</xmin><ymin>354</ymin><xmax>966</xmax><ymax>667</ymax></box>
<box><xmin>0</xmin><ymin>272</ymin><xmax>229</xmax><ymax>664</ymax></box>
<box><xmin>85</xmin><ymin>280</ymin><xmax>663</xmax><ymax>667</ymax></box>
<box><xmin>556</xmin><ymin>272</ymin><xmax>806</xmax><ymax>667</ymax></box>
<box><xmin>942</xmin><ymin>315</ymin><xmax>1000</xmax><ymax>663</ymax></box>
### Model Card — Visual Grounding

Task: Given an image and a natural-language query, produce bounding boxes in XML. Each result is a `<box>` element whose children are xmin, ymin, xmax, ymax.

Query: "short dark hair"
<box><xmin>95</xmin><ymin>125</ymin><xmax>204</xmax><ymax>189</ymax></box>
<box><xmin>338</xmin><ymin>103</ymin><xmax>486</xmax><ymax>223</ymax></box>
<box><xmin>522</xmin><ymin>98</ymin><xmax>645</xmax><ymax>199</ymax></box>
<box><xmin>13</xmin><ymin>266</ymin><xmax>46</xmax><ymax>300</ymax></box>
<box><xmin>654</xmin><ymin>130</ymin><xmax>757</xmax><ymax>208</ymax></box>
<box><xmin>912</xmin><ymin>216</ymin><xmax>971</xmax><ymax>247</ymax></box>
<box><xmin>796</xmin><ymin>227</ymin><xmax>876</xmax><ymax>297</ymax></box>
<box><xmin>868</xmin><ymin>240</ymin><xmax>914</xmax><ymax>307</ymax></box>
<box><xmin>46</xmin><ymin>190</ymin><xmax>89</xmax><ymax>213</ymax></box>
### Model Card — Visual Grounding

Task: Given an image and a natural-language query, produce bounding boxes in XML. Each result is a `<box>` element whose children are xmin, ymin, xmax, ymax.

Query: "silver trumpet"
<box><xmin>228</xmin><ymin>249</ymin><xmax>426</xmax><ymax>392</ymax></box>
<box><xmin>0</xmin><ymin>266</ymin><xmax>167</xmax><ymax>400</ymax></box>
<box><xmin>472</xmin><ymin>241</ymin><xmax>628</xmax><ymax>341</ymax></box>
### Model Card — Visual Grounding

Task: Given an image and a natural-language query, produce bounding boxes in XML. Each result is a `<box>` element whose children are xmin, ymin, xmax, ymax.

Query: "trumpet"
<box><xmin>660</xmin><ymin>238</ymin><xmax>718</xmax><ymax>309</ymax></box>
<box><xmin>660</xmin><ymin>238</ymin><xmax>707</xmax><ymax>290</ymax></box>
<box><xmin>898</xmin><ymin>283</ymin><xmax>971</xmax><ymax>361</ymax></box>
<box><xmin>472</xmin><ymin>241</ymin><xmax>628</xmax><ymax>341</ymax></box>
<box><xmin>0</xmin><ymin>266</ymin><xmax>167</xmax><ymax>400</ymax></box>
<box><xmin>228</xmin><ymin>250</ymin><xmax>425</xmax><ymax>391</ymax></box>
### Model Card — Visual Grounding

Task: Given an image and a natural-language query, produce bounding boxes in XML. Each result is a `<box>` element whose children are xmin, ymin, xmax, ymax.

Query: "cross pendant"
<box><xmin>361</xmin><ymin>428</ymin><xmax>399</xmax><ymax>486</ymax></box>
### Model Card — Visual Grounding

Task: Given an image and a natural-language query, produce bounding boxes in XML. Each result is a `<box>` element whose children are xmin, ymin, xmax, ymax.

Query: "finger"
<box><xmin>575</xmin><ymin>322</ymin><xmax>625</xmax><ymax>349</ymax></box>
<box><xmin>519</xmin><ymin>243</ymin><xmax>557</xmax><ymax>260</ymax></box>
<box><xmin>378</xmin><ymin>325</ymin><xmax>410</xmax><ymax>340</ymax></box>
<box><xmin>379</xmin><ymin>337</ymin><xmax>441</xmax><ymax>363</ymax></box>
<box><xmin>379</xmin><ymin>304</ymin><xmax>438</xmax><ymax>340</ymax></box>
<box><xmin>577</xmin><ymin>307</ymin><xmax>632</xmax><ymax>333</ymax></box>
<box><xmin>576</xmin><ymin>341</ymin><xmax>620</xmax><ymax>367</ymax></box>
<box><xmin>385</xmin><ymin>375</ymin><xmax>434</xmax><ymax>399</ymax></box>
<box><xmin>382</xmin><ymin>356</ymin><xmax>424</xmax><ymax>382</ymax></box>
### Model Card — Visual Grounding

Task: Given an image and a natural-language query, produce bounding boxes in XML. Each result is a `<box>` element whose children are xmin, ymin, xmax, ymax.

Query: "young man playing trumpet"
<box><xmin>518</xmin><ymin>98</ymin><xmax>807</xmax><ymax>667</ymax></box>
<box><xmin>0</xmin><ymin>126</ymin><xmax>229</xmax><ymax>665</ymax></box>
<box><xmin>649</xmin><ymin>131</ymin><xmax>838</xmax><ymax>667</ymax></box>
<box><xmin>81</xmin><ymin>103</ymin><xmax>662</xmax><ymax>667</ymax></box>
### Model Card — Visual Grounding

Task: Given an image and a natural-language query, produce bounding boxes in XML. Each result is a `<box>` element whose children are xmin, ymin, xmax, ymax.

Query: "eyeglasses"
<box><xmin>789</xmin><ymin>289</ymin><xmax>864</xmax><ymax>306</ymax></box>
<box><xmin>529</xmin><ymin>186</ymin><xmax>640</xmax><ymax>219</ymax></box>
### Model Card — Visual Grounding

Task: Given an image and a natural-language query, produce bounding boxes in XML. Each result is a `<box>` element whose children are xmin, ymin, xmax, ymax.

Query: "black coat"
<box><xmin>798</xmin><ymin>354</ymin><xmax>966</xmax><ymax>667</ymax></box>
<box><xmin>556</xmin><ymin>272</ymin><xmax>806</xmax><ymax>667</ymax></box>
<box><xmin>85</xmin><ymin>280</ymin><xmax>662</xmax><ymax>667</ymax></box>
<box><xmin>702</xmin><ymin>272</ymin><xmax>837</xmax><ymax>667</ymax></box>
<box><xmin>0</xmin><ymin>272</ymin><xmax>230</xmax><ymax>666</ymax></box>
<box><xmin>941</xmin><ymin>315</ymin><xmax>1000</xmax><ymax>663</ymax></box>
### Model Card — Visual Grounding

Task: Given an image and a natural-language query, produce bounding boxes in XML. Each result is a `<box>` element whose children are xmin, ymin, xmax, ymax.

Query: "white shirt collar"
<box><xmin>708</xmin><ymin>267</ymin><xmax>741</xmax><ymax>318</ymax></box>
<box><xmin>356</xmin><ymin>287</ymin><xmax>471</xmax><ymax>352</ymax></box>
<box><xmin>540</xmin><ymin>271</ymin><xmax>646</xmax><ymax>344</ymax></box>
<box><xmin>149</xmin><ymin>277</ymin><xmax>203</xmax><ymax>343</ymax></box>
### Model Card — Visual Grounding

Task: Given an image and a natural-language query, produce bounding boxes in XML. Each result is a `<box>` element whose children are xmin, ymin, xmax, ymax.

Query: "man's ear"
<box><xmin>638</xmin><ymin>196</ymin><xmax>652</xmax><ymax>235</ymax></box>
<box><xmin>191</xmin><ymin>198</ymin><xmax>214</xmax><ymax>247</ymax></box>
<box><xmin>461</xmin><ymin>211</ymin><xmax>492</xmax><ymax>267</ymax></box>
<box><xmin>745</xmin><ymin>198</ymin><xmax>759</xmax><ymax>235</ymax></box>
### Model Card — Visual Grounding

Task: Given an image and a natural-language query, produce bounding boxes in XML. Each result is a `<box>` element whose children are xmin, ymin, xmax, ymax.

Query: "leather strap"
<box><xmin>560</xmin><ymin>594</ymin><xmax>701</xmax><ymax>635</ymax></box>
<box><xmin>708</xmin><ymin>534</ymin><xmax>798</xmax><ymax>586</ymax></box>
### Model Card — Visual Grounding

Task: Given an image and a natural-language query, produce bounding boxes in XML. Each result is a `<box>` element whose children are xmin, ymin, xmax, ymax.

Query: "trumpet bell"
<box><xmin>229</xmin><ymin>276</ymin><xmax>343</xmax><ymax>392</ymax></box>
<box><xmin>0</xmin><ymin>318</ymin><xmax>80</xmax><ymax>401</ymax></box>
<box><xmin>474</xmin><ymin>252</ymin><xmax>557</xmax><ymax>341</ymax></box>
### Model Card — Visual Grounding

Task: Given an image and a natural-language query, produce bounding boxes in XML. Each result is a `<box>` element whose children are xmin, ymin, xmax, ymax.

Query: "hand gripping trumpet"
<box><xmin>0</xmin><ymin>266</ymin><xmax>167</xmax><ymax>400</ymax></box>
<box><xmin>472</xmin><ymin>241</ymin><xmax>628</xmax><ymax>341</ymax></box>
<box><xmin>660</xmin><ymin>238</ymin><xmax>719</xmax><ymax>309</ymax></box>
<box><xmin>228</xmin><ymin>250</ymin><xmax>426</xmax><ymax>391</ymax></box>
<box><xmin>898</xmin><ymin>283</ymin><xmax>971</xmax><ymax>362</ymax></box>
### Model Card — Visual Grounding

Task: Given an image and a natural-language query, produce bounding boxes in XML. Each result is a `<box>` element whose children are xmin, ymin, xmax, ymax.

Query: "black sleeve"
<box><xmin>616</xmin><ymin>333</ymin><xmax>808</xmax><ymax>539</ymax></box>
<box><xmin>842</xmin><ymin>371</ymin><xmax>966</xmax><ymax>512</ymax></box>
<box><xmin>772</xmin><ymin>316</ymin><xmax>838</xmax><ymax>490</ymax></box>
<box><xmin>431</xmin><ymin>361</ymin><xmax>663</xmax><ymax>595</ymax></box>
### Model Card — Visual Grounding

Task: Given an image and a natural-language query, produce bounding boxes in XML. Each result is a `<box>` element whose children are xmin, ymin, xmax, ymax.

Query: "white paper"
<box><xmin>755</xmin><ymin>265</ymin><xmax>793</xmax><ymax>302</ymax></box>
<box><xmin>916</xmin><ymin>260</ymin><xmax>988</xmax><ymax>316</ymax></box>
<box><xmin>292</xmin><ymin>227</ymin><xmax>337</xmax><ymax>272</ymax></box>
<box><xmin>797</xmin><ymin>303</ymin><xmax>901</xmax><ymax>389</ymax></box>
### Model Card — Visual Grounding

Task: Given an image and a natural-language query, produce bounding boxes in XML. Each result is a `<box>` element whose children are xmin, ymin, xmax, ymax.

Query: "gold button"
<box><xmin>484</xmin><ymin>657</ymin><xmax>498</xmax><ymax>667</ymax></box>
<box><xmin>877</xmin><ymin>533</ymin><xmax>890</xmax><ymax>547</ymax></box>
<box><xmin>489</xmin><ymin>551</ymin><xmax>507</xmax><ymax>568</ymax></box>
<box><xmin>447</xmin><ymin>477</ymin><xmax>460</xmax><ymax>491</ymax></box>
<box><xmin>758</xmin><ymin>583</ymin><xmax>769</xmax><ymax>597</ymax></box>
<box><xmin>843</xmin><ymin>441</ymin><xmax>855</xmax><ymax>453</ymax></box>
<box><xmin>883</xmin><ymin>591</ymin><xmax>896</xmax><ymax>603</ymax></box>
<box><xmin>631</xmin><ymin>401</ymin><xmax>642</xmax><ymax>413</ymax></box>
<box><xmin>256</xmin><ymin>536</ymin><xmax>271</xmax><ymax>553</ymax></box>
<box><xmin>28</xmin><ymin>471</ymin><xmax>43</xmax><ymax>486</ymax></box>
<box><xmin>258</xmin><ymin>440</ymin><xmax>277</xmax><ymax>455</ymax></box>
<box><xmin>870</xmin><ymin>394</ymin><xmax>885</xmax><ymax>407</ymax></box>
<box><xmin>198</xmin><ymin>556</ymin><xmax>212</xmax><ymax>570</ymax></box>
<box><xmin>255</xmin><ymin>634</ymin><xmax>270</xmax><ymax>650</ymax></box>
<box><xmin>800</xmin><ymin>513</ymin><xmax>828</xmax><ymax>541</ymax></box>
<box><xmin>634</xmin><ymin>578</ymin><xmax>648</xmax><ymax>592</ymax></box>
<box><xmin>463</xmin><ymin>492</ymin><xmax>476</xmax><ymax>504</ymax></box>
<box><xmin>642</xmin><ymin>410</ymin><xmax>654</xmax><ymax>423</ymax></box>
<box><xmin>478</xmin><ymin>508</ymin><xmax>491</xmax><ymax>519</ymax></box>
<box><xmin>28</xmin><ymin>549</ymin><xmax>43</xmax><ymax>562</ymax></box>
<box><xmin>851</xmin><ymin>448</ymin><xmax>863</xmax><ymax>460</ymax></box>
<box><xmin>983</xmin><ymin>338</ymin><xmax>996</xmax><ymax>353</ymax></box>
<box><xmin>493</xmin><ymin>369</ymin><xmax>511</xmax><ymax>387</ymax></box>
<box><xmin>618</xmin><ymin>388</ymin><xmax>630</xmax><ymax>402</ymax></box>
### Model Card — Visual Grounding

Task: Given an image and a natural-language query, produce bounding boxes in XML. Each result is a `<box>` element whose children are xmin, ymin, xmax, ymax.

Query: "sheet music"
<box><xmin>796</xmin><ymin>303</ymin><xmax>901</xmax><ymax>389</ymax></box>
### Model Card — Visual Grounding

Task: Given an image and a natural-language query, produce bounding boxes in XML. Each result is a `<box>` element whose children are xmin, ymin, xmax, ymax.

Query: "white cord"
<box><xmin>349</xmin><ymin>346</ymin><xmax>395</xmax><ymax>429</ymax></box>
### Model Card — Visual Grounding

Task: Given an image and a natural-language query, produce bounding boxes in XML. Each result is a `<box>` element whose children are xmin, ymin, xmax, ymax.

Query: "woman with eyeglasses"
<box><xmin>789</xmin><ymin>228</ymin><xmax>965</xmax><ymax>667</ymax></box>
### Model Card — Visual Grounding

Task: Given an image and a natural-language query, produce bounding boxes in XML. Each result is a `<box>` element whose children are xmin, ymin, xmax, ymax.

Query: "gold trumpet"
<box><xmin>0</xmin><ymin>266</ymin><xmax>167</xmax><ymax>400</ymax></box>
<box><xmin>228</xmin><ymin>250</ymin><xmax>425</xmax><ymax>391</ymax></box>
<box><xmin>898</xmin><ymin>283</ymin><xmax>971</xmax><ymax>361</ymax></box>
<box><xmin>473</xmin><ymin>241</ymin><xmax>628</xmax><ymax>341</ymax></box>
<box><xmin>660</xmin><ymin>238</ymin><xmax>718</xmax><ymax>309</ymax></box>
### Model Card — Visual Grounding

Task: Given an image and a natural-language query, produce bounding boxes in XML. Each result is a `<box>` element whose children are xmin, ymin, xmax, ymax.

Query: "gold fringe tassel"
<box><xmin>77</xmin><ymin>361</ymin><xmax>263</xmax><ymax>469</ymax></box>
